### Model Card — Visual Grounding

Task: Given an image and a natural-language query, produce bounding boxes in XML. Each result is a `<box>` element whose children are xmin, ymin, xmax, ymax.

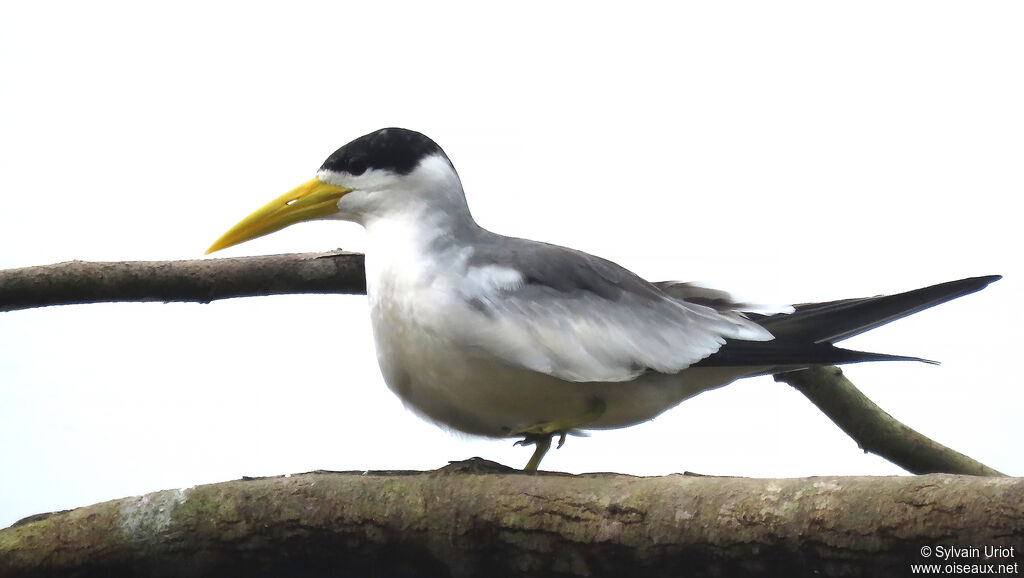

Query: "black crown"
<box><xmin>320</xmin><ymin>128</ymin><xmax>447</xmax><ymax>176</ymax></box>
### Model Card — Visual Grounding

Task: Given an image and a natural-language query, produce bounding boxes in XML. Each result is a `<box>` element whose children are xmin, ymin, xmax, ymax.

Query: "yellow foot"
<box><xmin>511</xmin><ymin>397</ymin><xmax>607</xmax><ymax>472</ymax></box>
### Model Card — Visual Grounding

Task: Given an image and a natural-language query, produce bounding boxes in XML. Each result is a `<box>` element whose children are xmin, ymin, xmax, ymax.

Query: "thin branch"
<box><xmin>775</xmin><ymin>366</ymin><xmax>1004</xmax><ymax>476</ymax></box>
<box><xmin>0</xmin><ymin>251</ymin><xmax>365</xmax><ymax>312</ymax></box>
<box><xmin>2</xmin><ymin>461</ymin><xmax>1021</xmax><ymax>578</ymax></box>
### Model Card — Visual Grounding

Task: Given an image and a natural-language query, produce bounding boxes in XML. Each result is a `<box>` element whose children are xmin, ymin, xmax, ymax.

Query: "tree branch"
<box><xmin>774</xmin><ymin>366</ymin><xmax>1004</xmax><ymax>476</ymax></box>
<box><xmin>0</xmin><ymin>251</ymin><xmax>365</xmax><ymax>312</ymax></box>
<box><xmin>1</xmin><ymin>461</ymin><xmax>1021</xmax><ymax>578</ymax></box>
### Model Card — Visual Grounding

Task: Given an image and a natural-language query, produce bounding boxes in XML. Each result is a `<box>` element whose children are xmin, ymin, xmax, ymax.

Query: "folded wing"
<box><xmin>451</xmin><ymin>239</ymin><xmax>773</xmax><ymax>383</ymax></box>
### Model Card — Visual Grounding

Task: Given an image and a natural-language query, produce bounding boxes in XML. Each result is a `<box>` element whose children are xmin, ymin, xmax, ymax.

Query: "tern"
<box><xmin>207</xmin><ymin>127</ymin><xmax>1000</xmax><ymax>471</ymax></box>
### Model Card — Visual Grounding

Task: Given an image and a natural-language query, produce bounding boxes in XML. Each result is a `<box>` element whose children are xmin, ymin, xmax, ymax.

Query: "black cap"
<box><xmin>319</xmin><ymin>128</ymin><xmax>449</xmax><ymax>176</ymax></box>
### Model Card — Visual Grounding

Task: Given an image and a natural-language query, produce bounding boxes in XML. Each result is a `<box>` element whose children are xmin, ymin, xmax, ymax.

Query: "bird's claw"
<box><xmin>510</xmin><ymin>398</ymin><xmax>607</xmax><ymax>471</ymax></box>
<box><xmin>556</xmin><ymin>431</ymin><xmax>567</xmax><ymax>448</ymax></box>
<box><xmin>513</xmin><ymin>433</ymin><xmax>553</xmax><ymax>448</ymax></box>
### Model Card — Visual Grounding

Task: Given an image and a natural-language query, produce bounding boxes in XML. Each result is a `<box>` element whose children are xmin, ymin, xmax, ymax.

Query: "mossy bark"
<box><xmin>2</xmin><ymin>461</ymin><xmax>1021</xmax><ymax>578</ymax></box>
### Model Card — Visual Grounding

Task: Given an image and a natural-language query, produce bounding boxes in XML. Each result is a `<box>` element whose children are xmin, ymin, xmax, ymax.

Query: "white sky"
<box><xmin>1</xmin><ymin>2</ymin><xmax>1021</xmax><ymax>529</ymax></box>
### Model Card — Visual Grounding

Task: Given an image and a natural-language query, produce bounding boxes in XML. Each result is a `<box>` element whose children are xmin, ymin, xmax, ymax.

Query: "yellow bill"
<box><xmin>206</xmin><ymin>177</ymin><xmax>351</xmax><ymax>254</ymax></box>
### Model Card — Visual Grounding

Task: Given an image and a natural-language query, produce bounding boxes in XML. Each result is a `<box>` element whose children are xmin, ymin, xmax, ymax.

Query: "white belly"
<box><xmin>369</xmin><ymin>298</ymin><xmax>745</xmax><ymax>437</ymax></box>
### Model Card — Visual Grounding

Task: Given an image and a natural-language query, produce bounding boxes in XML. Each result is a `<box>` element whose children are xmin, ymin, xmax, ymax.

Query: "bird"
<box><xmin>206</xmin><ymin>127</ymin><xmax>1000</xmax><ymax>471</ymax></box>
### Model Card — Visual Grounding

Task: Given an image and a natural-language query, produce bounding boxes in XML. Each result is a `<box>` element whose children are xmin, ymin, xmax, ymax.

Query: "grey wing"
<box><xmin>450</xmin><ymin>240</ymin><xmax>773</xmax><ymax>383</ymax></box>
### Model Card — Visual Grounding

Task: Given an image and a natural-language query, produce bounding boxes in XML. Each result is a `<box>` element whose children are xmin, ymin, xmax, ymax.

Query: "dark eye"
<box><xmin>346</xmin><ymin>155</ymin><xmax>368</xmax><ymax>176</ymax></box>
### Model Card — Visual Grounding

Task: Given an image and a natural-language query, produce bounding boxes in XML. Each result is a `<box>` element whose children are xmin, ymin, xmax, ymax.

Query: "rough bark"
<box><xmin>775</xmin><ymin>366</ymin><xmax>1005</xmax><ymax>476</ymax></box>
<box><xmin>1</xmin><ymin>461</ymin><xmax>1021</xmax><ymax>578</ymax></box>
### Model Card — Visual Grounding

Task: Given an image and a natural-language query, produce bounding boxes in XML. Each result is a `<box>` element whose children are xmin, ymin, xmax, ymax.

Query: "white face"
<box><xmin>317</xmin><ymin>154</ymin><xmax>467</xmax><ymax>225</ymax></box>
<box><xmin>204</xmin><ymin>129</ymin><xmax>469</xmax><ymax>254</ymax></box>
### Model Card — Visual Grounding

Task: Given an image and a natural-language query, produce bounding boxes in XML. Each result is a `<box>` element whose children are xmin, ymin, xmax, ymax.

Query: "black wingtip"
<box><xmin>964</xmin><ymin>274</ymin><xmax>1002</xmax><ymax>287</ymax></box>
<box><xmin>757</xmin><ymin>274</ymin><xmax>1003</xmax><ymax>344</ymax></box>
<box><xmin>698</xmin><ymin>275</ymin><xmax>999</xmax><ymax>371</ymax></box>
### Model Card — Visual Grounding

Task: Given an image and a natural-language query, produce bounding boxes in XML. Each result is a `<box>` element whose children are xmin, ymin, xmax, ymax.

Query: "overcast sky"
<box><xmin>1</xmin><ymin>1</ymin><xmax>1021</xmax><ymax>529</ymax></box>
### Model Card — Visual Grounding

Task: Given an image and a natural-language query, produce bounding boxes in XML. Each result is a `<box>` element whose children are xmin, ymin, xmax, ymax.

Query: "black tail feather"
<box><xmin>693</xmin><ymin>339</ymin><xmax>935</xmax><ymax>369</ymax></box>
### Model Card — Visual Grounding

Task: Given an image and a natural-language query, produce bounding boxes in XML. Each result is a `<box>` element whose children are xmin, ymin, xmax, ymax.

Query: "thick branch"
<box><xmin>0</xmin><ymin>251</ymin><xmax>366</xmax><ymax>312</ymax></box>
<box><xmin>775</xmin><ymin>366</ymin><xmax>1004</xmax><ymax>476</ymax></box>
<box><xmin>1</xmin><ymin>461</ymin><xmax>1021</xmax><ymax>578</ymax></box>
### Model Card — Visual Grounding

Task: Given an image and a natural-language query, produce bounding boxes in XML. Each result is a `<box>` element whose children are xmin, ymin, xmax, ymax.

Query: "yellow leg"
<box><xmin>521</xmin><ymin>434</ymin><xmax>552</xmax><ymax>472</ymax></box>
<box><xmin>512</xmin><ymin>397</ymin><xmax>607</xmax><ymax>472</ymax></box>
